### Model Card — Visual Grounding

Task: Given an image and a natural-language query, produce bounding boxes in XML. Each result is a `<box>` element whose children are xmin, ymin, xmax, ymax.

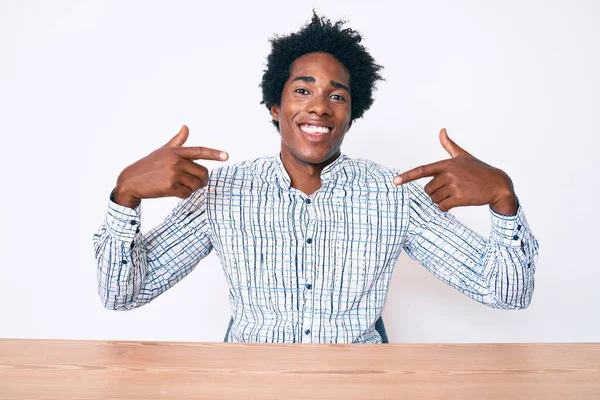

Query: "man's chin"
<box><xmin>294</xmin><ymin>149</ymin><xmax>339</xmax><ymax>166</ymax></box>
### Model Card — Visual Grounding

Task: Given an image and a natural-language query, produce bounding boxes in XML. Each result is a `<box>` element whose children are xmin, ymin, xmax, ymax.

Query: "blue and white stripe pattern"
<box><xmin>93</xmin><ymin>154</ymin><xmax>539</xmax><ymax>343</ymax></box>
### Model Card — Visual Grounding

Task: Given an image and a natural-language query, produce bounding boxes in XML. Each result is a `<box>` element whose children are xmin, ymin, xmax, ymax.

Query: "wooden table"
<box><xmin>0</xmin><ymin>340</ymin><xmax>598</xmax><ymax>399</ymax></box>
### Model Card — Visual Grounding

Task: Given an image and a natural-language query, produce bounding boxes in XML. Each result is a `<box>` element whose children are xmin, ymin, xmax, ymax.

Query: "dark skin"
<box><xmin>270</xmin><ymin>52</ymin><xmax>353</xmax><ymax>196</ymax></box>
<box><xmin>271</xmin><ymin>51</ymin><xmax>518</xmax><ymax>215</ymax></box>
<box><xmin>114</xmin><ymin>126</ymin><xmax>229</xmax><ymax>208</ymax></box>
<box><xmin>394</xmin><ymin>128</ymin><xmax>518</xmax><ymax>215</ymax></box>
<box><xmin>115</xmin><ymin>51</ymin><xmax>517</xmax><ymax>216</ymax></box>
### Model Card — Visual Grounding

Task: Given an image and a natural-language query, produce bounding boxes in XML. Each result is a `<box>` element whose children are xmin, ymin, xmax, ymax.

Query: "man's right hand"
<box><xmin>114</xmin><ymin>125</ymin><xmax>229</xmax><ymax>208</ymax></box>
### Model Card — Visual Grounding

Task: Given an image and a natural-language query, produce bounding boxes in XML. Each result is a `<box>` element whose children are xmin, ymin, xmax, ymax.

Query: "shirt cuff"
<box><xmin>489</xmin><ymin>203</ymin><xmax>526</xmax><ymax>248</ymax></box>
<box><xmin>104</xmin><ymin>188</ymin><xmax>142</xmax><ymax>242</ymax></box>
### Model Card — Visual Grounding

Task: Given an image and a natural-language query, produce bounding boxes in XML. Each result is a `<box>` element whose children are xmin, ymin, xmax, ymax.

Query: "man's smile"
<box><xmin>298</xmin><ymin>123</ymin><xmax>332</xmax><ymax>142</ymax></box>
<box><xmin>299</xmin><ymin>124</ymin><xmax>331</xmax><ymax>135</ymax></box>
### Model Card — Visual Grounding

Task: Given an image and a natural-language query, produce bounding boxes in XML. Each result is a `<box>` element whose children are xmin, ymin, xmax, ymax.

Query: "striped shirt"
<box><xmin>93</xmin><ymin>153</ymin><xmax>539</xmax><ymax>343</ymax></box>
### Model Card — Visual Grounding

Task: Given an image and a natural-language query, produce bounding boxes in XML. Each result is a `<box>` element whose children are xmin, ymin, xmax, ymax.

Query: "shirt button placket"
<box><xmin>302</xmin><ymin>196</ymin><xmax>316</xmax><ymax>343</ymax></box>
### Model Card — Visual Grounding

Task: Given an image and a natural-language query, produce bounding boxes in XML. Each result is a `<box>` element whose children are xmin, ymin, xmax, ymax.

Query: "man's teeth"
<box><xmin>300</xmin><ymin>124</ymin><xmax>330</xmax><ymax>134</ymax></box>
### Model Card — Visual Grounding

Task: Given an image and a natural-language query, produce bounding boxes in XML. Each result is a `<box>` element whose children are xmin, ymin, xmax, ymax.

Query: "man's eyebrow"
<box><xmin>330</xmin><ymin>80</ymin><xmax>350</xmax><ymax>93</ymax></box>
<box><xmin>292</xmin><ymin>76</ymin><xmax>350</xmax><ymax>92</ymax></box>
<box><xmin>292</xmin><ymin>76</ymin><xmax>315</xmax><ymax>83</ymax></box>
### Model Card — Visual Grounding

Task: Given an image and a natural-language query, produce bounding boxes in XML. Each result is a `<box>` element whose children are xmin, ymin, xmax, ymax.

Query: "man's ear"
<box><xmin>270</xmin><ymin>104</ymin><xmax>280</xmax><ymax>122</ymax></box>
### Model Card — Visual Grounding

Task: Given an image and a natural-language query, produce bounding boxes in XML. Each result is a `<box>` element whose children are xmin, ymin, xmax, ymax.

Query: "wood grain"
<box><xmin>0</xmin><ymin>340</ymin><xmax>598</xmax><ymax>399</ymax></box>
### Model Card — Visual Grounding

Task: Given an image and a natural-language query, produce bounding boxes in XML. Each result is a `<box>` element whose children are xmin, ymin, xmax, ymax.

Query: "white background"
<box><xmin>1</xmin><ymin>0</ymin><xmax>598</xmax><ymax>343</ymax></box>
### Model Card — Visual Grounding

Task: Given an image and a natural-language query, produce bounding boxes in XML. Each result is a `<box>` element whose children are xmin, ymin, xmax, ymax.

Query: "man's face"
<box><xmin>271</xmin><ymin>52</ymin><xmax>352</xmax><ymax>165</ymax></box>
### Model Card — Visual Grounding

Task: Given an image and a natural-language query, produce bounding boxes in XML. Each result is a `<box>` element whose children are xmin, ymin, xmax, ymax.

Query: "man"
<box><xmin>93</xmin><ymin>13</ymin><xmax>539</xmax><ymax>344</ymax></box>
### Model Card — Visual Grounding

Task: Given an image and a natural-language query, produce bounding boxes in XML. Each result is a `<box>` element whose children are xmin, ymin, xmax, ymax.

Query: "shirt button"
<box><xmin>304</xmin><ymin>329</ymin><xmax>311</xmax><ymax>335</ymax></box>
<box><xmin>130</xmin><ymin>220</ymin><xmax>138</xmax><ymax>226</ymax></box>
<box><xmin>135</xmin><ymin>227</ymin><xmax>140</xmax><ymax>234</ymax></box>
<box><xmin>121</xmin><ymin>260</ymin><xmax>128</xmax><ymax>265</ymax></box>
<box><xmin>513</xmin><ymin>235</ymin><xmax>519</xmax><ymax>240</ymax></box>
<box><xmin>517</xmin><ymin>224</ymin><xmax>522</xmax><ymax>231</ymax></box>
<box><xmin>305</xmin><ymin>284</ymin><xmax>312</xmax><ymax>290</ymax></box>
<box><xmin>305</xmin><ymin>198</ymin><xmax>312</xmax><ymax>205</ymax></box>
<box><xmin>306</xmin><ymin>238</ymin><xmax>313</xmax><ymax>244</ymax></box>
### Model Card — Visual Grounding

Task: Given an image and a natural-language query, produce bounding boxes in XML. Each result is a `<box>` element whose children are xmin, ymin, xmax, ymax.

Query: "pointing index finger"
<box><xmin>394</xmin><ymin>160</ymin><xmax>446</xmax><ymax>185</ymax></box>
<box><xmin>175</xmin><ymin>146</ymin><xmax>229</xmax><ymax>161</ymax></box>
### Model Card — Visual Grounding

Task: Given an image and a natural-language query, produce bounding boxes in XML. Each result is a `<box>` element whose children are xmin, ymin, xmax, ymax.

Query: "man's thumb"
<box><xmin>165</xmin><ymin>125</ymin><xmax>189</xmax><ymax>147</ymax></box>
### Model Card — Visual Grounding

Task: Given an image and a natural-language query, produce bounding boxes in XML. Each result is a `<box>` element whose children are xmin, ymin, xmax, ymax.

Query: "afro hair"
<box><xmin>260</xmin><ymin>11</ymin><xmax>384</xmax><ymax>130</ymax></box>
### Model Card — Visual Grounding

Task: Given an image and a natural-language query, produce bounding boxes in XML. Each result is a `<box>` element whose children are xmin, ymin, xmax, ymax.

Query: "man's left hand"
<box><xmin>393</xmin><ymin>128</ymin><xmax>518</xmax><ymax>215</ymax></box>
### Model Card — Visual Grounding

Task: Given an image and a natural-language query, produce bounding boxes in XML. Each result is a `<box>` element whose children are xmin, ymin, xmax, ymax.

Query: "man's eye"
<box><xmin>330</xmin><ymin>94</ymin><xmax>345</xmax><ymax>101</ymax></box>
<box><xmin>295</xmin><ymin>88</ymin><xmax>309</xmax><ymax>95</ymax></box>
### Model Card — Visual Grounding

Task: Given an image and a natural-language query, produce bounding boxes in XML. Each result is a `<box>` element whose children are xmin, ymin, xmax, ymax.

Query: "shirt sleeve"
<box><xmin>92</xmin><ymin>188</ymin><xmax>213</xmax><ymax>310</ymax></box>
<box><xmin>402</xmin><ymin>181</ymin><xmax>539</xmax><ymax>309</ymax></box>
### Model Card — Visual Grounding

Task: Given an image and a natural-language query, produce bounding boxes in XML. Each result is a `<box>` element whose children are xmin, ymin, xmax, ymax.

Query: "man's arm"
<box><xmin>92</xmin><ymin>187</ymin><xmax>213</xmax><ymax>310</ymax></box>
<box><xmin>92</xmin><ymin>125</ymin><xmax>228</xmax><ymax>310</ymax></box>
<box><xmin>402</xmin><ymin>181</ymin><xmax>539</xmax><ymax>309</ymax></box>
<box><xmin>394</xmin><ymin>128</ymin><xmax>539</xmax><ymax>309</ymax></box>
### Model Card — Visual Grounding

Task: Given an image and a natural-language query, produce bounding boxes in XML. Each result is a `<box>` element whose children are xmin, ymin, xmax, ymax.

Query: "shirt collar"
<box><xmin>274</xmin><ymin>152</ymin><xmax>348</xmax><ymax>189</ymax></box>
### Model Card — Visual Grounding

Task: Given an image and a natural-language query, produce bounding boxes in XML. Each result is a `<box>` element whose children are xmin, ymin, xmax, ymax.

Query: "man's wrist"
<box><xmin>114</xmin><ymin>184</ymin><xmax>141</xmax><ymax>209</ymax></box>
<box><xmin>490</xmin><ymin>192</ymin><xmax>519</xmax><ymax>216</ymax></box>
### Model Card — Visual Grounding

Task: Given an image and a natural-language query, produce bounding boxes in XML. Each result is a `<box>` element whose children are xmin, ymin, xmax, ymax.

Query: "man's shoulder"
<box><xmin>343</xmin><ymin>155</ymin><xmax>402</xmax><ymax>185</ymax></box>
<box><xmin>208</xmin><ymin>155</ymin><xmax>278</xmax><ymax>185</ymax></box>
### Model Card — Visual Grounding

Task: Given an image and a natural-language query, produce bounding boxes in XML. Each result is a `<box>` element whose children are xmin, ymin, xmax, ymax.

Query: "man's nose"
<box><xmin>306</xmin><ymin>94</ymin><xmax>332</xmax><ymax>116</ymax></box>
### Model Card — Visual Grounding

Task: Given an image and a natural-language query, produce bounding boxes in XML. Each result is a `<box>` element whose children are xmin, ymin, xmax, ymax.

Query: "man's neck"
<box><xmin>280</xmin><ymin>148</ymin><xmax>340</xmax><ymax>196</ymax></box>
